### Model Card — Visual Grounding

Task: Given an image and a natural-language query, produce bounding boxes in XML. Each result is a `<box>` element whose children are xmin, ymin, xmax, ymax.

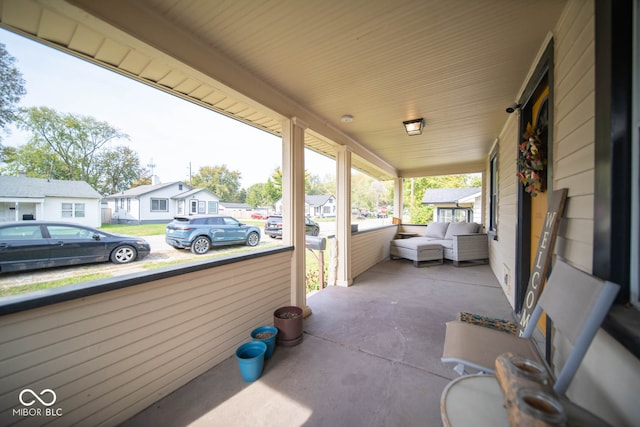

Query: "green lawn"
<box><xmin>101</xmin><ymin>219</ymin><xmax>265</xmax><ymax>236</ymax></box>
<box><xmin>0</xmin><ymin>273</ymin><xmax>112</xmax><ymax>297</ymax></box>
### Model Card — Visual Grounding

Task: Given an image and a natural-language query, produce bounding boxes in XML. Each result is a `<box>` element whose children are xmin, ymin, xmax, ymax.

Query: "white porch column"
<box><xmin>335</xmin><ymin>145</ymin><xmax>353</xmax><ymax>287</ymax></box>
<box><xmin>282</xmin><ymin>117</ymin><xmax>310</xmax><ymax>315</ymax></box>
<box><xmin>393</xmin><ymin>177</ymin><xmax>403</xmax><ymax>223</ymax></box>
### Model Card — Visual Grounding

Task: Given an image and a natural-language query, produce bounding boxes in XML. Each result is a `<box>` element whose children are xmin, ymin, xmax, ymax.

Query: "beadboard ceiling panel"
<box><xmin>0</xmin><ymin>0</ymin><xmax>567</xmax><ymax>180</ymax></box>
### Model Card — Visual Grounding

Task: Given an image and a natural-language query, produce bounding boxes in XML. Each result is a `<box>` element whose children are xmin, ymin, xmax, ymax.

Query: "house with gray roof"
<box><xmin>0</xmin><ymin>175</ymin><xmax>102</xmax><ymax>227</ymax></box>
<box><xmin>274</xmin><ymin>194</ymin><xmax>336</xmax><ymax>217</ymax></box>
<box><xmin>421</xmin><ymin>187</ymin><xmax>482</xmax><ymax>223</ymax></box>
<box><xmin>104</xmin><ymin>180</ymin><xmax>220</xmax><ymax>224</ymax></box>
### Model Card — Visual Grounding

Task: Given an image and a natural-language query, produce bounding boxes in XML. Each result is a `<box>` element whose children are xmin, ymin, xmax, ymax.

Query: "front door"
<box><xmin>515</xmin><ymin>44</ymin><xmax>554</xmax><ymax>315</ymax></box>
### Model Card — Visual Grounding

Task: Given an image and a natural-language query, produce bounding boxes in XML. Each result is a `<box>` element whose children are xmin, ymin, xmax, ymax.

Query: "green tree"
<box><xmin>246</xmin><ymin>183</ymin><xmax>268</xmax><ymax>208</ymax></box>
<box><xmin>0</xmin><ymin>43</ymin><xmax>26</xmax><ymax>146</ymax></box>
<box><xmin>404</xmin><ymin>173</ymin><xmax>480</xmax><ymax>223</ymax></box>
<box><xmin>15</xmin><ymin>106</ymin><xmax>129</xmax><ymax>187</ymax></box>
<box><xmin>262</xmin><ymin>167</ymin><xmax>282</xmax><ymax>207</ymax></box>
<box><xmin>94</xmin><ymin>146</ymin><xmax>146</xmax><ymax>195</ymax></box>
<box><xmin>0</xmin><ymin>141</ymin><xmax>66</xmax><ymax>178</ymax></box>
<box><xmin>191</xmin><ymin>164</ymin><xmax>242</xmax><ymax>202</ymax></box>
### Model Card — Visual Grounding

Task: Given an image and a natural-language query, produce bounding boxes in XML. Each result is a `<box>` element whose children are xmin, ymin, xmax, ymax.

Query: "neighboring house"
<box><xmin>421</xmin><ymin>188</ymin><xmax>482</xmax><ymax>223</ymax></box>
<box><xmin>105</xmin><ymin>181</ymin><xmax>220</xmax><ymax>224</ymax></box>
<box><xmin>0</xmin><ymin>176</ymin><xmax>102</xmax><ymax>228</ymax></box>
<box><xmin>218</xmin><ymin>202</ymin><xmax>252</xmax><ymax>213</ymax></box>
<box><xmin>274</xmin><ymin>194</ymin><xmax>336</xmax><ymax>217</ymax></box>
<box><xmin>218</xmin><ymin>202</ymin><xmax>252</xmax><ymax>219</ymax></box>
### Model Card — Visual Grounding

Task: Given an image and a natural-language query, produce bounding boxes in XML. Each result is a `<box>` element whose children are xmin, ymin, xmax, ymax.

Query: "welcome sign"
<box><xmin>518</xmin><ymin>188</ymin><xmax>568</xmax><ymax>335</ymax></box>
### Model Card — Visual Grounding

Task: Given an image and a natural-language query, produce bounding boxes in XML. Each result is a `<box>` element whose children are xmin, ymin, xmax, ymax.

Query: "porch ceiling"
<box><xmin>0</xmin><ymin>0</ymin><xmax>566</xmax><ymax>180</ymax></box>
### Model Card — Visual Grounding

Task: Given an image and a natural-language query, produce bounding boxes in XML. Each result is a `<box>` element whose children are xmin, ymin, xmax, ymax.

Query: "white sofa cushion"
<box><xmin>444</xmin><ymin>222</ymin><xmax>478</xmax><ymax>240</ymax></box>
<box><xmin>425</xmin><ymin>222</ymin><xmax>450</xmax><ymax>239</ymax></box>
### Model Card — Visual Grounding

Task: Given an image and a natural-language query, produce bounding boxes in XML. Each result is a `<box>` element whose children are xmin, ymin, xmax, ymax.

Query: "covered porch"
<box><xmin>0</xmin><ymin>0</ymin><xmax>638</xmax><ymax>426</ymax></box>
<box><xmin>123</xmin><ymin>261</ymin><xmax>512</xmax><ymax>426</ymax></box>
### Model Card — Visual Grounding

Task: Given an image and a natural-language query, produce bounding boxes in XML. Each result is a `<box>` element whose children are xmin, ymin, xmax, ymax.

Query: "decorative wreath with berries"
<box><xmin>516</xmin><ymin>122</ymin><xmax>547</xmax><ymax>197</ymax></box>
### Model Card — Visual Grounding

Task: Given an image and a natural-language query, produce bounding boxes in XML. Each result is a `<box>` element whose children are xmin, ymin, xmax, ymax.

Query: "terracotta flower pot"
<box><xmin>273</xmin><ymin>305</ymin><xmax>303</xmax><ymax>346</ymax></box>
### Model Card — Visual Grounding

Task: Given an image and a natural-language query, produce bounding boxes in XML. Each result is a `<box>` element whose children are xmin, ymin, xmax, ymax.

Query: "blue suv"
<box><xmin>165</xmin><ymin>215</ymin><xmax>261</xmax><ymax>254</ymax></box>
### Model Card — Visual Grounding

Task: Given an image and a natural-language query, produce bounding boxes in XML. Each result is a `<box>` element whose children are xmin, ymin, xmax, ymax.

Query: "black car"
<box><xmin>0</xmin><ymin>221</ymin><xmax>150</xmax><ymax>273</ymax></box>
<box><xmin>264</xmin><ymin>215</ymin><xmax>320</xmax><ymax>238</ymax></box>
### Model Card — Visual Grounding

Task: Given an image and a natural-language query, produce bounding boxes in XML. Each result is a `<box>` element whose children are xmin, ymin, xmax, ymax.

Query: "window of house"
<box><xmin>126</xmin><ymin>198</ymin><xmax>131</xmax><ymax>212</ymax></box>
<box><xmin>489</xmin><ymin>148</ymin><xmax>499</xmax><ymax>234</ymax></box>
<box><xmin>74</xmin><ymin>203</ymin><xmax>85</xmax><ymax>218</ymax></box>
<box><xmin>208</xmin><ymin>201</ymin><xmax>218</xmax><ymax>213</ymax></box>
<box><xmin>61</xmin><ymin>203</ymin><xmax>85</xmax><ymax>218</ymax></box>
<box><xmin>437</xmin><ymin>208</ymin><xmax>472</xmax><ymax>223</ymax></box>
<box><xmin>198</xmin><ymin>201</ymin><xmax>206</xmax><ymax>214</ymax></box>
<box><xmin>151</xmin><ymin>198</ymin><xmax>168</xmax><ymax>212</ymax></box>
<box><xmin>120</xmin><ymin>198</ymin><xmax>125</xmax><ymax>209</ymax></box>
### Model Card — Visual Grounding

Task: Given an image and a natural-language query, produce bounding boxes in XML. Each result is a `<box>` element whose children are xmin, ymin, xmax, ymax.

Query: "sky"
<box><xmin>0</xmin><ymin>28</ymin><xmax>335</xmax><ymax>189</ymax></box>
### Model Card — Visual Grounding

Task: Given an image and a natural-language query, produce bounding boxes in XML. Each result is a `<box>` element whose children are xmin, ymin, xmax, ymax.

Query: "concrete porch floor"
<box><xmin>122</xmin><ymin>260</ymin><xmax>515</xmax><ymax>427</ymax></box>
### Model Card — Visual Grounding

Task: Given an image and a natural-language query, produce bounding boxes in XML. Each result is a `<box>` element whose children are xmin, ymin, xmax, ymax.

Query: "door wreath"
<box><xmin>517</xmin><ymin>122</ymin><xmax>547</xmax><ymax>197</ymax></box>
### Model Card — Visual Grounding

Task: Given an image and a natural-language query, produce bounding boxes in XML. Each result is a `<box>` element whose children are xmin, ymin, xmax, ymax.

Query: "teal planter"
<box><xmin>235</xmin><ymin>341</ymin><xmax>267</xmax><ymax>382</ymax></box>
<box><xmin>251</xmin><ymin>326</ymin><xmax>278</xmax><ymax>359</ymax></box>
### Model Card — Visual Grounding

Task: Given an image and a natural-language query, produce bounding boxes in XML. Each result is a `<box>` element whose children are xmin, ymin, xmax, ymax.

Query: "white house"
<box><xmin>274</xmin><ymin>194</ymin><xmax>336</xmax><ymax>218</ymax></box>
<box><xmin>105</xmin><ymin>181</ymin><xmax>220</xmax><ymax>224</ymax></box>
<box><xmin>0</xmin><ymin>176</ymin><xmax>102</xmax><ymax>228</ymax></box>
<box><xmin>421</xmin><ymin>187</ymin><xmax>482</xmax><ymax>223</ymax></box>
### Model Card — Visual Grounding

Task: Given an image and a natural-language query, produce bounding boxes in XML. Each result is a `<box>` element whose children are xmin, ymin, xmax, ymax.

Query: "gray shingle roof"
<box><xmin>0</xmin><ymin>176</ymin><xmax>102</xmax><ymax>199</ymax></box>
<box><xmin>305</xmin><ymin>194</ymin><xmax>334</xmax><ymax>206</ymax></box>
<box><xmin>421</xmin><ymin>188</ymin><xmax>481</xmax><ymax>204</ymax></box>
<box><xmin>105</xmin><ymin>181</ymin><xmax>188</xmax><ymax>198</ymax></box>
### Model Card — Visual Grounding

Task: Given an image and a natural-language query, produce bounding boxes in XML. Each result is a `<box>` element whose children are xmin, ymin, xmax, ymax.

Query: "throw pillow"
<box><xmin>424</xmin><ymin>222</ymin><xmax>449</xmax><ymax>239</ymax></box>
<box><xmin>444</xmin><ymin>221</ymin><xmax>477</xmax><ymax>240</ymax></box>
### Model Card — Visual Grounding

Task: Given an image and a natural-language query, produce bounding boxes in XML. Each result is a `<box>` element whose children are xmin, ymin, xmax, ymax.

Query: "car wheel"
<box><xmin>312</xmin><ymin>227</ymin><xmax>319</xmax><ymax>236</ymax></box>
<box><xmin>246</xmin><ymin>231</ymin><xmax>260</xmax><ymax>247</ymax></box>
<box><xmin>190</xmin><ymin>236</ymin><xmax>211</xmax><ymax>254</ymax></box>
<box><xmin>110</xmin><ymin>245</ymin><xmax>137</xmax><ymax>264</ymax></box>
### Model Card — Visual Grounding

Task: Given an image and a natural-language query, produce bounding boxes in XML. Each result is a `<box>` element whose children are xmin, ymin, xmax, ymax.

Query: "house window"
<box><xmin>489</xmin><ymin>148</ymin><xmax>499</xmax><ymax>234</ymax></box>
<box><xmin>208</xmin><ymin>201</ymin><xmax>218</xmax><ymax>213</ymax></box>
<box><xmin>74</xmin><ymin>203</ymin><xmax>85</xmax><ymax>218</ymax></box>
<box><xmin>120</xmin><ymin>198</ymin><xmax>125</xmax><ymax>209</ymax></box>
<box><xmin>126</xmin><ymin>198</ymin><xmax>131</xmax><ymax>212</ymax></box>
<box><xmin>151</xmin><ymin>198</ymin><xmax>168</xmax><ymax>212</ymax></box>
<box><xmin>198</xmin><ymin>201</ymin><xmax>206</xmax><ymax>214</ymax></box>
<box><xmin>190</xmin><ymin>200</ymin><xmax>197</xmax><ymax>214</ymax></box>
<box><xmin>437</xmin><ymin>208</ymin><xmax>472</xmax><ymax>223</ymax></box>
<box><xmin>61</xmin><ymin>203</ymin><xmax>85</xmax><ymax>218</ymax></box>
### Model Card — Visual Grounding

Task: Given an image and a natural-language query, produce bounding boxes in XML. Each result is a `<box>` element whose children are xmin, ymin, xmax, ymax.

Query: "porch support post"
<box><xmin>335</xmin><ymin>145</ymin><xmax>353</xmax><ymax>287</ymax></box>
<box><xmin>393</xmin><ymin>177</ymin><xmax>403</xmax><ymax>223</ymax></box>
<box><xmin>282</xmin><ymin>117</ymin><xmax>310</xmax><ymax>315</ymax></box>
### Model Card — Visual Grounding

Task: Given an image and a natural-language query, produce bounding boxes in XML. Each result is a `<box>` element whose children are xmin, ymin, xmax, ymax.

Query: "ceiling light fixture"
<box><xmin>403</xmin><ymin>118</ymin><xmax>425</xmax><ymax>136</ymax></box>
<box><xmin>341</xmin><ymin>114</ymin><xmax>354</xmax><ymax>123</ymax></box>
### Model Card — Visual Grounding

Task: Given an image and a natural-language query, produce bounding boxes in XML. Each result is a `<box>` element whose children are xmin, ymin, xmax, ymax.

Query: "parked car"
<box><xmin>165</xmin><ymin>215</ymin><xmax>261</xmax><ymax>254</ymax></box>
<box><xmin>264</xmin><ymin>215</ymin><xmax>320</xmax><ymax>238</ymax></box>
<box><xmin>0</xmin><ymin>221</ymin><xmax>150</xmax><ymax>273</ymax></box>
<box><xmin>250</xmin><ymin>211</ymin><xmax>268</xmax><ymax>220</ymax></box>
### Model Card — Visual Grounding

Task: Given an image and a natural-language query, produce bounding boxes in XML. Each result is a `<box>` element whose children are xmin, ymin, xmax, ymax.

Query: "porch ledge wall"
<box><xmin>0</xmin><ymin>248</ymin><xmax>293</xmax><ymax>426</ymax></box>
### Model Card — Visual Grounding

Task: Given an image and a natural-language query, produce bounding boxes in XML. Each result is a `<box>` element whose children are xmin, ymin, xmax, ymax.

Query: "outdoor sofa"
<box><xmin>390</xmin><ymin>222</ymin><xmax>489</xmax><ymax>267</ymax></box>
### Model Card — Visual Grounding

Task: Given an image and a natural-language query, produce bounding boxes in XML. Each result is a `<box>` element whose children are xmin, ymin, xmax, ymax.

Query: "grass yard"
<box><xmin>101</xmin><ymin>219</ymin><xmax>265</xmax><ymax>236</ymax></box>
